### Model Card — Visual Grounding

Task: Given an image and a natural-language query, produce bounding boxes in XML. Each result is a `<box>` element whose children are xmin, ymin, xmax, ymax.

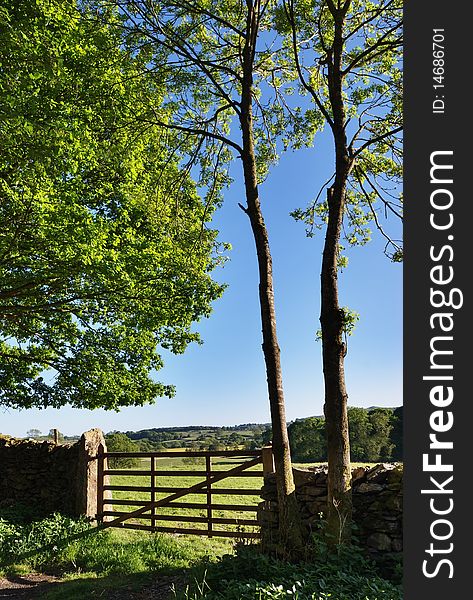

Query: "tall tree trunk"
<box><xmin>322</xmin><ymin>2</ymin><xmax>353</xmax><ymax>546</ymax></box>
<box><xmin>321</xmin><ymin>182</ymin><xmax>352</xmax><ymax>545</ymax></box>
<box><xmin>239</xmin><ymin>13</ymin><xmax>304</xmax><ymax>555</ymax></box>
<box><xmin>241</xmin><ymin>134</ymin><xmax>304</xmax><ymax>555</ymax></box>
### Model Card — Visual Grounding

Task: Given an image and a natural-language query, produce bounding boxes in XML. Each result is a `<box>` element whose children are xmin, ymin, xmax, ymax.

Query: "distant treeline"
<box><xmin>107</xmin><ymin>407</ymin><xmax>402</xmax><ymax>463</ymax></box>
<box><xmin>125</xmin><ymin>423</ymin><xmax>269</xmax><ymax>441</ymax></box>
<box><xmin>286</xmin><ymin>407</ymin><xmax>402</xmax><ymax>463</ymax></box>
<box><xmin>110</xmin><ymin>423</ymin><xmax>268</xmax><ymax>452</ymax></box>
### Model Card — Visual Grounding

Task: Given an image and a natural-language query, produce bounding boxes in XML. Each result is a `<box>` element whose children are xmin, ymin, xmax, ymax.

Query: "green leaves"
<box><xmin>184</xmin><ymin>545</ymin><xmax>402</xmax><ymax>599</ymax></box>
<box><xmin>279</xmin><ymin>0</ymin><xmax>403</xmax><ymax>259</ymax></box>
<box><xmin>348</xmin><ymin>407</ymin><xmax>395</xmax><ymax>462</ymax></box>
<box><xmin>0</xmin><ymin>0</ymin><xmax>223</xmax><ymax>410</ymax></box>
<box><xmin>288</xmin><ymin>417</ymin><xmax>327</xmax><ymax>462</ymax></box>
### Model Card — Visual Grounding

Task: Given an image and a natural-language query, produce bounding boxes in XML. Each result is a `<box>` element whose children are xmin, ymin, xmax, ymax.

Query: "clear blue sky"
<box><xmin>1</xmin><ymin>132</ymin><xmax>402</xmax><ymax>438</ymax></box>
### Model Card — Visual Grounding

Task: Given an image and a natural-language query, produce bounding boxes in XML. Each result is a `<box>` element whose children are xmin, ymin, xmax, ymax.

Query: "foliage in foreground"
<box><xmin>177</xmin><ymin>545</ymin><xmax>402</xmax><ymax>600</ymax></box>
<box><xmin>0</xmin><ymin>513</ymin><xmax>92</xmax><ymax>571</ymax></box>
<box><xmin>0</xmin><ymin>512</ymin><xmax>227</xmax><ymax>576</ymax></box>
<box><xmin>0</xmin><ymin>511</ymin><xmax>401</xmax><ymax>599</ymax></box>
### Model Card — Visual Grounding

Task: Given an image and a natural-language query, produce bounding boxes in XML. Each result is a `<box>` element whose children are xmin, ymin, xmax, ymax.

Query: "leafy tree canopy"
<box><xmin>348</xmin><ymin>407</ymin><xmax>395</xmax><ymax>462</ymax></box>
<box><xmin>0</xmin><ymin>0</ymin><xmax>223</xmax><ymax>410</ymax></box>
<box><xmin>105</xmin><ymin>432</ymin><xmax>139</xmax><ymax>468</ymax></box>
<box><xmin>286</xmin><ymin>408</ymin><xmax>400</xmax><ymax>463</ymax></box>
<box><xmin>279</xmin><ymin>0</ymin><xmax>403</xmax><ymax>261</ymax></box>
<box><xmin>288</xmin><ymin>416</ymin><xmax>327</xmax><ymax>462</ymax></box>
<box><xmin>26</xmin><ymin>428</ymin><xmax>42</xmax><ymax>439</ymax></box>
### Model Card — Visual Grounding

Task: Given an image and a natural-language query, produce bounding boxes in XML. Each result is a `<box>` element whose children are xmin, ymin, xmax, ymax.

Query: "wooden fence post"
<box><xmin>151</xmin><ymin>456</ymin><xmax>156</xmax><ymax>531</ymax></box>
<box><xmin>96</xmin><ymin>443</ymin><xmax>104</xmax><ymax>524</ymax></box>
<box><xmin>53</xmin><ymin>428</ymin><xmax>59</xmax><ymax>445</ymax></box>
<box><xmin>206</xmin><ymin>455</ymin><xmax>213</xmax><ymax>538</ymax></box>
<box><xmin>262</xmin><ymin>445</ymin><xmax>274</xmax><ymax>477</ymax></box>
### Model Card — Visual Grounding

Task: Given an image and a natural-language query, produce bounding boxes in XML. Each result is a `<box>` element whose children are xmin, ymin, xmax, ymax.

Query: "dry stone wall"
<box><xmin>0</xmin><ymin>428</ymin><xmax>107</xmax><ymax>519</ymax></box>
<box><xmin>259</xmin><ymin>464</ymin><xmax>402</xmax><ymax>562</ymax></box>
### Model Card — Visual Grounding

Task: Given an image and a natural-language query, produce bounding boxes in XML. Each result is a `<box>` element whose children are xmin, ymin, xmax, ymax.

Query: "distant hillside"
<box><xmin>106</xmin><ymin>423</ymin><xmax>271</xmax><ymax>451</ymax></box>
<box><xmin>107</xmin><ymin>405</ymin><xmax>402</xmax><ymax>458</ymax></box>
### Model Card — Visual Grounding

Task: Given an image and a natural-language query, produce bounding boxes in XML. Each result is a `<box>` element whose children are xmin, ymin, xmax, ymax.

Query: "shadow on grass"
<box><xmin>1</xmin><ymin>525</ymin><xmax>101</xmax><ymax>570</ymax></box>
<box><xmin>1</xmin><ymin>519</ymin><xmax>230</xmax><ymax>598</ymax></box>
<box><xmin>17</xmin><ymin>571</ymin><xmax>179</xmax><ymax>600</ymax></box>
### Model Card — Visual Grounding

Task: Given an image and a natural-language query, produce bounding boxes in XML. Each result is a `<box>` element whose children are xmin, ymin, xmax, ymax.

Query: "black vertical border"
<box><xmin>404</xmin><ymin>1</ymin><xmax>470</xmax><ymax>598</ymax></box>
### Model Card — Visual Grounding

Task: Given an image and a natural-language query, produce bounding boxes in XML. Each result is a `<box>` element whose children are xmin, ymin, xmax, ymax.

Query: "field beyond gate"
<box><xmin>96</xmin><ymin>447</ymin><xmax>274</xmax><ymax>539</ymax></box>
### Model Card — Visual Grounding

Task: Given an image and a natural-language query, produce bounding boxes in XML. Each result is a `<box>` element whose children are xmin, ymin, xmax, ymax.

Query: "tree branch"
<box><xmin>354</xmin><ymin>167</ymin><xmax>402</xmax><ymax>258</ymax></box>
<box><xmin>342</xmin><ymin>22</ymin><xmax>402</xmax><ymax>75</ymax></box>
<box><xmin>352</xmin><ymin>125</ymin><xmax>402</xmax><ymax>158</ymax></box>
<box><xmin>145</xmin><ymin>111</ymin><xmax>243</xmax><ymax>155</ymax></box>
<box><xmin>283</xmin><ymin>0</ymin><xmax>334</xmax><ymax>129</ymax></box>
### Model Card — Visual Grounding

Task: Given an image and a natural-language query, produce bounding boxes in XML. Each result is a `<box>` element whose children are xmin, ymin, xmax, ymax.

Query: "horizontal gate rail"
<box><xmin>153</xmin><ymin>487</ymin><xmax>261</xmax><ymax>496</ymax></box>
<box><xmin>153</xmin><ymin>501</ymin><xmax>259</xmax><ymax>512</ymax></box>
<box><xmin>102</xmin><ymin>511</ymin><xmax>258</xmax><ymax>525</ymax></box>
<box><xmin>104</xmin><ymin>498</ymin><xmax>259</xmax><ymax>511</ymax></box>
<box><xmin>103</xmin><ymin>469</ymin><xmax>264</xmax><ymax>478</ymax></box>
<box><xmin>117</xmin><ymin>523</ymin><xmax>261</xmax><ymax>538</ymax></box>
<box><xmin>103</xmin><ymin>449</ymin><xmax>262</xmax><ymax>458</ymax></box>
<box><xmin>103</xmin><ymin>485</ymin><xmax>261</xmax><ymax>495</ymax></box>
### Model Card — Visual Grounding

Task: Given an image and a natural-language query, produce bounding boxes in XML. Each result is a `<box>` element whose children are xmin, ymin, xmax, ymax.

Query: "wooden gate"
<box><xmin>96</xmin><ymin>447</ymin><xmax>274</xmax><ymax>539</ymax></box>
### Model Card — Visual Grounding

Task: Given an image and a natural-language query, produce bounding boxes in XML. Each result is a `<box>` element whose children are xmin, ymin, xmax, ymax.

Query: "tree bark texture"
<box><xmin>321</xmin><ymin>1</ymin><xmax>353</xmax><ymax>545</ymax></box>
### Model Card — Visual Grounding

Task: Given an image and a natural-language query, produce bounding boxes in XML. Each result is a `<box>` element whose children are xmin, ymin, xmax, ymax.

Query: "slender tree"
<box><xmin>280</xmin><ymin>0</ymin><xmax>402</xmax><ymax>543</ymax></box>
<box><xmin>111</xmin><ymin>0</ymin><xmax>307</xmax><ymax>554</ymax></box>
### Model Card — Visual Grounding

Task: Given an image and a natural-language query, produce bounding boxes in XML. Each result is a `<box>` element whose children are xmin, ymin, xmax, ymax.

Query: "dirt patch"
<box><xmin>106</xmin><ymin>574</ymin><xmax>185</xmax><ymax>599</ymax></box>
<box><xmin>0</xmin><ymin>574</ymin><xmax>60</xmax><ymax>598</ymax></box>
<box><xmin>0</xmin><ymin>573</ymin><xmax>185</xmax><ymax>599</ymax></box>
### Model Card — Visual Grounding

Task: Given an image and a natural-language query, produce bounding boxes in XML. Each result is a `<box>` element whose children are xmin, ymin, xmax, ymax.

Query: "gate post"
<box><xmin>206</xmin><ymin>454</ymin><xmax>213</xmax><ymax>537</ymax></box>
<box><xmin>75</xmin><ymin>428</ymin><xmax>109</xmax><ymax>520</ymax></box>
<box><xmin>96</xmin><ymin>443</ymin><xmax>105</xmax><ymax>524</ymax></box>
<box><xmin>151</xmin><ymin>456</ymin><xmax>156</xmax><ymax>531</ymax></box>
<box><xmin>262</xmin><ymin>445</ymin><xmax>274</xmax><ymax>476</ymax></box>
